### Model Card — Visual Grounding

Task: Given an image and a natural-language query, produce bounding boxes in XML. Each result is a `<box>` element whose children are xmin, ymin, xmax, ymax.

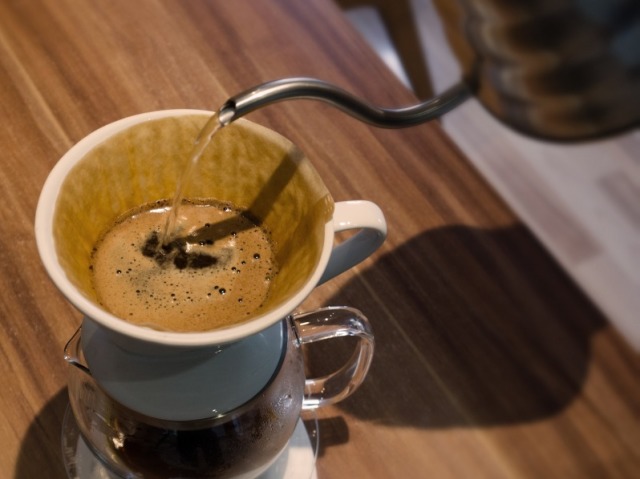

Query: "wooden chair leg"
<box><xmin>336</xmin><ymin>0</ymin><xmax>434</xmax><ymax>99</ymax></box>
<box><xmin>376</xmin><ymin>0</ymin><xmax>433</xmax><ymax>98</ymax></box>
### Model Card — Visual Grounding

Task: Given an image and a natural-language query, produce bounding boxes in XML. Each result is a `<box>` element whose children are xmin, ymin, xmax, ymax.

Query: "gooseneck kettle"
<box><xmin>219</xmin><ymin>0</ymin><xmax>640</xmax><ymax>141</ymax></box>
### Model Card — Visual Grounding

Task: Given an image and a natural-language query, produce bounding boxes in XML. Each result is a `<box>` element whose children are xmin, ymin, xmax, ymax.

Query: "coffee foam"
<box><xmin>91</xmin><ymin>200</ymin><xmax>276</xmax><ymax>332</ymax></box>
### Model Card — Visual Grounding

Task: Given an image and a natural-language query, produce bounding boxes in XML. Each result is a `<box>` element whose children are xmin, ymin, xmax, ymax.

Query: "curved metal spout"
<box><xmin>218</xmin><ymin>77</ymin><xmax>471</xmax><ymax>128</ymax></box>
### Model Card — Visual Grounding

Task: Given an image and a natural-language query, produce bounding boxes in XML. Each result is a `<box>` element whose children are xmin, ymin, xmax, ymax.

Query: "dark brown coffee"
<box><xmin>114</xmin><ymin>404</ymin><xmax>292</xmax><ymax>478</ymax></box>
<box><xmin>91</xmin><ymin>200</ymin><xmax>277</xmax><ymax>332</ymax></box>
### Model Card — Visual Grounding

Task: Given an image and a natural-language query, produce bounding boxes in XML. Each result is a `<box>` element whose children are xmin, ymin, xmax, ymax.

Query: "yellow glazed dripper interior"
<box><xmin>52</xmin><ymin>112</ymin><xmax>334</xmax><ymax>339</ymax></box>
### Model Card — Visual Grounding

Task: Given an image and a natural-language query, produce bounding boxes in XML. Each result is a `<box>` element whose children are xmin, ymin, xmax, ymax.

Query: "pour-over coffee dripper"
<box><xmin>35</xmin><ymin>111</ymin><xmax>386</xmax><ymax>478</ymax></box>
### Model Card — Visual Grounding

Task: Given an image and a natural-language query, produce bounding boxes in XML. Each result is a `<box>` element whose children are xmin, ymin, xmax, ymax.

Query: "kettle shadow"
<box><xmin>305</xmin><ymin>224</ymin><xmax>607</xmax><ymax>429</ymax></box>
<box><xmin>15</xmin><ymin>387</ymin><xmax>68</xmax><ymax>479</ymax></box>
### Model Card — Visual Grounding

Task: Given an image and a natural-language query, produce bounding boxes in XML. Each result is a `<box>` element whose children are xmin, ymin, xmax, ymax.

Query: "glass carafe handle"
<box><xmin>291</xmin><ymin>306</ymin><xmax>374</xmax><ymax>409</ymax></box>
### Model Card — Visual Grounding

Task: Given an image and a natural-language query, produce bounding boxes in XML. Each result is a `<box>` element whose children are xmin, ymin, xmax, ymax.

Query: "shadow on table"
<box><xmin>305</xmin><ymin>224</ymin><xmax>608</xmax><ymax>429</ymax></box>
<box><xmin>15</xmin><ymin>387</ymin><xmax>68</xmax><ymax>479</ymax></box>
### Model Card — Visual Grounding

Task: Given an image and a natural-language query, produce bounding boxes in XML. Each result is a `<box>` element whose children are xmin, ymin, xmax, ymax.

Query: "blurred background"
<box><xmin>338</xmin><ymin>0</ymin><xmax>640</xmax><ymax>351</ymax></box>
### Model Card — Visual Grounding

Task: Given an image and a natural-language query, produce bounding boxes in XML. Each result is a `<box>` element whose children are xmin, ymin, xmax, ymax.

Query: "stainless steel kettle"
<box><xmin>219</xmin><ymin>0</ymin><xmax>640</xmax><ymax>141</ymax></box>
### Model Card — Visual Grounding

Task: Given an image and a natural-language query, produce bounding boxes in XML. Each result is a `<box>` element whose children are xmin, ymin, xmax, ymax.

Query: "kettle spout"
<box><xmin>218</xmin><ymin>77</ymin><xmax>470</xmax><ymax>128</ymax></box>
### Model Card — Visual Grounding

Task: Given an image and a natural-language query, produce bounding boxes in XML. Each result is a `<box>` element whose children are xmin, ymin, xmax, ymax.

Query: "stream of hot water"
<box><xmin>159</xmin><ymin>109</ymin><xmax>233</xmax><ymax>246</ymax></box>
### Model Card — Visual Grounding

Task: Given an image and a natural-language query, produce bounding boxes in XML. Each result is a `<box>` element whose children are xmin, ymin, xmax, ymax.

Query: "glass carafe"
<box><xmin>63</xmin><ymin>307</ymin><xmax>374</xmax><ymax>479</ymax></box>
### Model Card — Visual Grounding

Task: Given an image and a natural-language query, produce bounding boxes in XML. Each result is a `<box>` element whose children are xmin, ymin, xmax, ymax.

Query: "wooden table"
<box><xmin>1</xmin><ymin>1</ymin><xmax>638</xmax><ymax>477</ymax></box>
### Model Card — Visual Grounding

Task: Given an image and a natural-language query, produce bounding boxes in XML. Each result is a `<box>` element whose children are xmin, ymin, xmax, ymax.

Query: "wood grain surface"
<box><xmin>0</xmin><ymin>1</ymin><xmax>638</xmax><ymax>478</ymax></box>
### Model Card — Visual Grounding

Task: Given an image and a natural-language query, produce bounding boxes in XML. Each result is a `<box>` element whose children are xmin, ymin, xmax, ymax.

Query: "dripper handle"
<box><xmin>292</xmin><ymin>306</ymin><xmax>374</xmax><ymax>409</ymax></box>
<box><xmin>319</xmin><ymin>200</ymin><xmax>386</xmax><ymax>285</ymax></box>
